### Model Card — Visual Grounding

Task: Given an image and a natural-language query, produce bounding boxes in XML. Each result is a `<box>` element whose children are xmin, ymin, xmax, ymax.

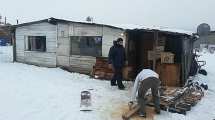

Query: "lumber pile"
<box><xmin>147</xmin><ymin>86</ymin><xmax>204</xmax><ymax>115</ymax></box>
<box><xmin>92</xmin><ymin>57</ymin><xmax>114</xmax><ymax>80</ymax></box>
<box><xmin>92</xmin><ymin>57</ymin><xmax>134</xmax><ymax>80</ymax></box>
<box><xmin>122</xmin><ymin>86</ymin><xmax>204</xmax><ymax>120</ymax></box>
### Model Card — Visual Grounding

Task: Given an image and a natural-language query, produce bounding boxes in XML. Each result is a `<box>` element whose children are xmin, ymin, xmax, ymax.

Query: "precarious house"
<box><xmin>14</xmin><ymin>18</ymin><xmax>196</xmax><ymax>87</ymax></box>
<box><xmin>14</xmin><ymin>18</ymin><xmax>125</xmax><ymax>73</ymax></box>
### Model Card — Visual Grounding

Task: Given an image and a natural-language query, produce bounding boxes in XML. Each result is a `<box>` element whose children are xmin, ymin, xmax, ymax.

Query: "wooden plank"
<box><xmin>68</xmin><ymin>56</ymin><xmax>96</xmax><ymax>73</ymax></box>
<box><xmin>24</xmin><ymin>52</ymin><xmax>56</xmax><ymax>67</ymax></box>
<box><xmin>122</xmin><ymin>105</ymin><xmax>140</xmax><ymax>120</ymax></box>
<box><xmin>57</xmin><ymin>44</ymin><xmax>70</xmax><ymax>56</ymax></box>
<box><xmin>56</xmin><ymin>56</ymin><xmax>70</xmax><ymax>66</ymax></box>
<box><xmin>112</xmin><ymin>104</ymin><xmax>155</xmax><ymax>120</ymax></box>
<box><xmin>73</xmin><ymin>23</ymin><xmax>103</xmax><ymax>36</ymax></box>
<box><xmin>153</xmin><ymin>31</ymin><xmax>159</xmax><ymax>70</ymax></box>
<box><xmin>156</xmin><ymin>63</ymin><xmax>180</xmax><ymax>86</ymax></box>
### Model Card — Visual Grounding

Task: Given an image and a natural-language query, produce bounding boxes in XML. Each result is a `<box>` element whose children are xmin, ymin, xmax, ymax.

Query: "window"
<box><xmin>27</xmin><ymin>36</ymin><xmax>46</xmax><ymax>52</ymax></box>
<box><xmin>70</xmin><ymin>36</ymin><xmax>102</xmax><ymax>56</ymax></box>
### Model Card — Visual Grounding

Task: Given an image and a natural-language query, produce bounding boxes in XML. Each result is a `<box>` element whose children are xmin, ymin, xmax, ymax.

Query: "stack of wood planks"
<box><xmin>147</xmin><ymin>86</ymin><xmax>204</xmax><ymax>115</ymax></box>
<box><xmin>122</xmin><ymin>86</ymin><xmax>204</xmax><ymax>120</ymax></box>
<box><xmin>92</xmin><ymin>57</ymin><xmax>134</xmax><ymax>80</ymax></box>
<box><xmin>92</xmin><ymin>57</ymin><xmax>114</xmax><ymax>80</ymax></box>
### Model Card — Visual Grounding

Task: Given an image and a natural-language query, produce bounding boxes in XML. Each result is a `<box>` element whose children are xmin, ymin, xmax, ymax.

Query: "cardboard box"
<box><xmin>156</xmin><ymin>46</ymin><xmax>165</xmax><ymax>52</ymax></box>
<box><xmin>156</xmin><ymin>63</ymin><xmax>180</xmax><ymax>86</ymax></box>
<box><xmin>161</xmin><ymin>52</ymin><xmax>174</xmax><ymax>63</ymax></box>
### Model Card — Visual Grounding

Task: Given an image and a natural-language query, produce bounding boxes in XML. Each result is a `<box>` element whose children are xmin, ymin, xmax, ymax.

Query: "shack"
<box><xmin>93</xmin><ymin>27</ymin><xmax>196</xmax><ymax>87</ymax></box>
<box><xmin>14</xmin><ymin>18</ymin><xmax>196</xmax><ymax>87</ymax></box>
<box><xmin>126</xmin><ymin>28</ymin><xmax>195</xmax><ymax>86</ymax></box>
<box><xmin>14</xmin><ymin>18</ymin><xmax>125</xmax><ymax>73</ymax></box>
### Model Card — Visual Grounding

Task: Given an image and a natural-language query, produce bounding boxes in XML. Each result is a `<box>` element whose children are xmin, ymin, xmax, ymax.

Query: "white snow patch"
<box><xmin>0</xmin><ymin>46</ymin><xmax>13</xmax><ymax>62</ymax></box>
<box><xmin>0</xmin><ymin>46</ymin><xmax>131</xmax><ymax>120</ymax></box>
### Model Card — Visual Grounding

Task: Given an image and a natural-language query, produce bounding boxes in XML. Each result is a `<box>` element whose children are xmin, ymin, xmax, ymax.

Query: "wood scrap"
<box><xmin>122</xmin><ymin>104</ymin><xmax>140</xmax><ymax>120</ymax></box>
<box><xmin>144</xmin><ymin>86</ymin><xmax>205</xmax><ymax>115</ymax></box>
<box><xmin>92</xmin><ymin>57</ymin><xmax>133</xmax><ymax>80</ymax></box>
<box><xmin>122</xmin><ymin>105</ymin><xmax>155</xmax><ymax>120</ymax></box>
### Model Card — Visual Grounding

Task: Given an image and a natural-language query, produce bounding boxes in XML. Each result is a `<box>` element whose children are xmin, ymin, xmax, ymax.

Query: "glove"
<box><xmin>128</xmin><ymin>101</ymin><xmax>134</xmax><ymax>106</ymax></box>
<box><xmin>128</xmin><ymin>101</ymin><xmax>134</xmax><ymax>110</ymax></box>
<box><xmin>129</xmin><ymin>101</ymin><xmax>134</xmax><ymax>104</ymax></box>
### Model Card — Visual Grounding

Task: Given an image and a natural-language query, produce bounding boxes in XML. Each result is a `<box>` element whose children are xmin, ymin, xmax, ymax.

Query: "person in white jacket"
<box><xmin>130</xmin><ymin>69</ymin><xmax>161</xmax><ymax>117</ymax></box>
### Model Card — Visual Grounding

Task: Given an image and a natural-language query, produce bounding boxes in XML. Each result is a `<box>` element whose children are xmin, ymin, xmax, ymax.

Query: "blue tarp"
<box><xmin>0</xmin><ymin>38</ymin><xmax>8</xmax><ymax>46</ymax></box>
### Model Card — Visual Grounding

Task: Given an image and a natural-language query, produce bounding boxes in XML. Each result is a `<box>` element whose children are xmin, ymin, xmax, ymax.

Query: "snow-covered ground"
<box><xmin>0</xmin><ymin>46</ymin><xmax>215</xmax><ymax>120</ymax></box>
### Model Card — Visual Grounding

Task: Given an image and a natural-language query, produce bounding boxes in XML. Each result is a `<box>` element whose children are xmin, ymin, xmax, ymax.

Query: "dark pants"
<box><xmin>138</xmin><ymin>77</ymin><xmax>160</xmax><ymax>114</ymax></box>
<box><xmin>111</xmin><ymin>67</ymin><xmax>124</xmax><ymax>88</ymax></box>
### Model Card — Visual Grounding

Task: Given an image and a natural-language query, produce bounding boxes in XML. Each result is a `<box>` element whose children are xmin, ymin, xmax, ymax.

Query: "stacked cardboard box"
<box><xmin>161</xmin><ymin>52</ymin><xmax>175</xmax><ymax>64</ymax></box>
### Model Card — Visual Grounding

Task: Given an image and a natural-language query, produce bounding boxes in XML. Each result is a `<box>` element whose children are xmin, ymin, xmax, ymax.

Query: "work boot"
<box><xmin>118</xmin><ymin>85</ymin><xmax>125</xmax><ymax>90</ymax></box>
<box><xmin>139</xmin><ymin>112</ymin><xmax>146</xmax><ymax>118</ymax></box>
<box><xmin>117</xmin><ymin>80</ymin><xmax>125</xmax><ymax>90</ymax></box>
<box><xmin>111</xmin><ymin>83</ymin><xmax>117</xmax><ymax>86</ymax></box>
<box><xmin>111</xmin><ymin>79</ymin><xmax>117</xmax><ymax>86</ymax></box>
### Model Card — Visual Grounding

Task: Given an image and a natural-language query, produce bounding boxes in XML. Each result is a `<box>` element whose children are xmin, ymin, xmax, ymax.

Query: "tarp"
<box><xmin>0</xmin><ymin>38</ymin><xmax>9</xmax><ymax>46</ymax></box>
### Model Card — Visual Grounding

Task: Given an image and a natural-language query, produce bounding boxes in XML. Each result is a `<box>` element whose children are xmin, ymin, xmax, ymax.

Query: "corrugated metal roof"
<box><xmin>112</xmin><ymin>24</ymin><xmax>194</xmax><ymax>36</ymax></box>
<box><xmin>14</xmin><ymin>17</ymin><xmax>124</xmax><ymax>30</ymax></box>
<box><xmin>14</xmin><ymin>17</ymin><xmax>194</xmax><ymax>36</ymax></box>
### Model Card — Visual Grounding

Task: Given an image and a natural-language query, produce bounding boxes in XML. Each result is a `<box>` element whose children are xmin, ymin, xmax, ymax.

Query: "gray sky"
<box><xmin>1</xmin><ymin>0</ymin><xmax>214</xmax><ymax>31</ymax></box>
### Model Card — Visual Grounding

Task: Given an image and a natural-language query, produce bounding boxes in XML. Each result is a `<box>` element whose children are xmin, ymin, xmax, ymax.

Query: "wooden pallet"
<box><xmin>147</xmin><ymin>86</ymin><xmax>204</xmax><ymax>115</ymax></box>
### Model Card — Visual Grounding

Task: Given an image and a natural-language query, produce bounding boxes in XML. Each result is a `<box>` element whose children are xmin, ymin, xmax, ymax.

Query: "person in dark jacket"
<box><xmin>108</xmin><ymin>38</ymin><xmax>126</xmax><ymax>90</ymax></box>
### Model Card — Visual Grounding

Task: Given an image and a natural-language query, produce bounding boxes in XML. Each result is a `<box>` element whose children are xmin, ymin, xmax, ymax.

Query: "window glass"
<box><xmin>27</xmin><ymin>36</ymin><xmax>46</xmax><ymax>52</ymax></box>
<box><xmin>70</xmin><ymin>36</ymin><xmax>102</xmax><ymax>56</ymax></box>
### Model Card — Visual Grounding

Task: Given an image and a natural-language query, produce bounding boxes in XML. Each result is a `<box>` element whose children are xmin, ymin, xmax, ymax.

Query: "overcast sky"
<box><xmin>0</xmin><ymin>0</ymin><xmax>214</xmax><ymax>31</ymax></box>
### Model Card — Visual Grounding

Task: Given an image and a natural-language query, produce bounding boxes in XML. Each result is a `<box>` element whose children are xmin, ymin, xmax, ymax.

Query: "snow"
<box><xmin>52</xmin><ymin>18</ymin><xmax>195</xmax><ymax>36</ymax></box>
<box><xmin>111</xmin><ymin>24</ymin><xmax>194</xmax><ymax>35</ymax></box>
<box><xmin>0</xmin><ymin>46</ymin><xmax>13</xmax><ymax>63</ymax></box>
<box><xmin>0</xmin><ymin>46</ymin><xmax>215</xmax><ymax>120</ymax></box>
<box><xmin>0</xmin><ymin>46</ymin><xmax>132</xmax><ymax>120</ymax></box>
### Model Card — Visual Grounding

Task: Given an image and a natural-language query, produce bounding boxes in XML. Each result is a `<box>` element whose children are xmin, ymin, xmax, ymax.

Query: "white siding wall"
<box><xmin>56</xmin><ymin>23</ymin><xmax>70</xmax><ymax>66</ymax></box>
<box><xmin>72</xmin><ymin>23</ymin><xmax>103</xmax><ymax>36</ymax></box>
<box><xmin>57</xmin><ymin>23</ymin><xmax>102</xmax><ymax>73</ymax></box>
<box><xmin>15</xmin><ymin>21</ymin><xmax>125</xmax><ymax>72</ymax></box>
<box><xmin>15</xmin><ymin>22</ymin><xmax>57</xmax><ymax>67</ymax></box>
<box><xmin>56</xmin><ymin>23</ymin><xmax>125</xmax><ymax>73</ymax></box>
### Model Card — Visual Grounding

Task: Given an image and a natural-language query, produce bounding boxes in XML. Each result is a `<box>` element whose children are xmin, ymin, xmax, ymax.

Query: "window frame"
<box><xmin>25</xmin><ymin>36</ymin><xmax>47</xmax><ymax>52</ymax></box>
<box><xmin>70</xmin><ymin>36</ymin><xmax>102</xmax><ymax>57</ymax></box>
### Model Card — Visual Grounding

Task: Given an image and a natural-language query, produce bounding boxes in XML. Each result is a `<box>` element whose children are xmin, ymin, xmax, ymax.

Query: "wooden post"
<box><xmin>153</xmin><ymin>31</ymin><xmax>159</xmax><ymax>70</ymax></box>
<box><xmin>11</xmin><ymin>30</ymin><xmax>16</xmax><ymax>62</ymax></box>
<box><xmin>125</xmin><ymin>30</ymin><xmax>129</xmax><ymax>63</ymax></box>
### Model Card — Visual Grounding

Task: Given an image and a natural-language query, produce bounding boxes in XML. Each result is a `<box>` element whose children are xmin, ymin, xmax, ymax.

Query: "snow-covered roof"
<box><xmin>111</xmin><ymin>24</ymin><xmax>194</xmax><ymax>36</ymax></box>
<box><xmin>15</xmin><ymin>17</ymin><xmax>194</xmax><ymax>36</ymax></box>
